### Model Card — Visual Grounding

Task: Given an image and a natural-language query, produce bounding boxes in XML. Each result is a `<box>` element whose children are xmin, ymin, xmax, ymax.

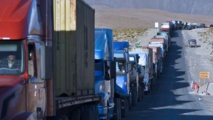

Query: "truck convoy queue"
<box><xmin>0</xmin><ymin>0</ymin><xmax>176</xmax><ymax>119</ymax></box>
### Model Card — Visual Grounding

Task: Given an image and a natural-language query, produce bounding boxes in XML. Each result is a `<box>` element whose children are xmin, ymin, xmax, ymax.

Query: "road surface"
<box><xmin>123</xmin><ymin>31</ymin><xmax>213</xmax><ymax>120</ymax></box>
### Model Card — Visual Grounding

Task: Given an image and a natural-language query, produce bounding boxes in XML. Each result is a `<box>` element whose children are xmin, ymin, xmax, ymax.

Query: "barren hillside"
<box><xmin>85</xmin><ymin>0</ymin><xmax>213</xmax><ymax>16</ymax></box>
<box><xmin>94</xmin><ymin>6</ymin><xmax>213</xmax><ymax>29</ymax></box>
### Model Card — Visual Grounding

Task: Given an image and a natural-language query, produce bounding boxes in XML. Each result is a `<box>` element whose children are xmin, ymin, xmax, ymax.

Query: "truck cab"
<box><xmin>0</xmin><ymin>0</ymin><xmax>51</xmax><ymax>119</ymax></box>
<box><xmin>114</xmin><ymin>41</ymin><xmax>138</xmax><ymax>117</ymax></box>
<box><xmin>129</xmin><ymin>53</ymin><xmax>144</xmax><ymax>102</ymax></box>
<box><xmin>0</xmin><ymin>0</ymin><xmax>102</xmax><ymax>119</ymax></box>
<box><xmin>149</xmin><ymin>46</ymin><xmax>163</xmax><ymax>77</ymax></box>
<box><xmin>130</xmin><ymin>48</ymin><xmax>152</xmax><ymax>94</ymax></box>
<box><xmin>94</xmin><ymin>28</ymin><xmax>116</xmax><ymax>119</ymax></box>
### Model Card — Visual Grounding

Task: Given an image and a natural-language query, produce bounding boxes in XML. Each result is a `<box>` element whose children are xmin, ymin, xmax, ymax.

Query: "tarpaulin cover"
<box><xmin>95</xmin><ymin>28</ymin><xmax>114</xmax><ymax>60</ymax></box>
<box><xmin>113</xmin><ymin>41</ymin><xmax>129</xmax><ymax>50</ymax></box>
<box><xmin>148</xmin><ymin>44</ymin><xmax>164</xmax><ymax>57</ymax></box>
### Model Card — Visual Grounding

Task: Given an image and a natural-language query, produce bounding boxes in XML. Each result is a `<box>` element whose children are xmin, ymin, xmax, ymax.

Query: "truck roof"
<box><xmin>0</xmin><ymin>0</ymin><xmax>32</xmax><ymax>39</ymax></box>
<box><xmin>95</xmin><ymin>29</ymin><xmax>114</xmax><ymax>60</ymax></box>
<box><xmin>150</xmin><ymin>38</ymin><xmax>165</xmax><ymax>43</ymax></box>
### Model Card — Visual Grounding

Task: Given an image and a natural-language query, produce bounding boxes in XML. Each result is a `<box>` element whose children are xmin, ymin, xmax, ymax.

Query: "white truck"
<box><xmin>130</xmin><ymin>48</ymin><xmax>152</xmax><ymax>94</ymax></box>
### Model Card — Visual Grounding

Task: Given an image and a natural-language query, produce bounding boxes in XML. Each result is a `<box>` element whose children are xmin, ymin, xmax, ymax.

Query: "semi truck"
<box><xmin>154</xmin><ymin>35</ymin><xmax>169</xmax><ymax>52</ymax></box>
<box><xmin>94</xmin><ymin>28</ymin><xmax>122</xmax><ymax>119</ymax></box>
<box><xmin>157</xmin><ymin>31</ymin><xmax>171</xmax><ymax>48</ymax></box>
<box><xmin>0</xmin><ymin>0</ymin><xmax>101</xmax><ymax>119</ymax></box>
<box><xmin>113</xmin><ymin>42</ymin><xmax>133</xmax><ymax>117</ymax></box>
<box><xmin>128</xmin><ymin>54</ymin><xmax>143</xmax><ymax>101</ymax></box>
<box><xmin>130</xmin><ymin>47</ymin><xmax>153</xmax><ymax>94</ymax></box>
<box><xmin>160</xmin><ymin>22</ymin><xmax>171</xmax><ymax>36</ymax></box>
<box><xmin>149</xmin><ymin>38</ymin><xmax>166</xmax><ymax>59</ymax></box>
<box><xmin>148</xmin><ymin>46</ymin><xmax>162</xmax><ymax>78</ymax></box>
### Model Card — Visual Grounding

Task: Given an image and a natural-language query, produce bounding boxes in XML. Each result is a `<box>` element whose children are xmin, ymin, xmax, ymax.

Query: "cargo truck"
<box><xmin>0</xmin><ymin>0</ymin><xmax>101</xmax><ymax>119</ymax></box>
<box><xmin>129</xmin><ymin>54</ymin><xmax>144</xmax><ymax>101</ymax></box>
<box><xmin>127</xmin><ymin>54</ymin><xmax>138</xmax><ymax>105</ymax></box>
<box><xmin>148</xmin><ymin>46</ymin><xmax>163</xmax><ymax>77</ymax></box>
<box><xmin>130</xmin><ymin>47</ymin><xmax>153</xmax><ymax>94</ymax></box>
<box><xmin>157</xmin><ymin>31</ymin><xmax>171</xmax><ymax>48</ymax></box>
<box><xmin>149</xmin><ymin>38</ymin><xmax>166</xmax><ymax>58</ymax></box>
<box><xmin>114</xmin><ymin>42</ymin><xmax>134</xmax><ymax>117</ymax></box>
<box><xmin>160</xmin><ymin>22</ymin><xmax>171</xmax><ymax>36</ymax></box>
<box><xmin>154</xmin><ymin>35</ymin><xmax>169</xmax><ymax>52</ymax></box>
<box><xmin>94</xmin><ymin>28</ymin><xmax>122</xmax><ymax>119</ymax></box>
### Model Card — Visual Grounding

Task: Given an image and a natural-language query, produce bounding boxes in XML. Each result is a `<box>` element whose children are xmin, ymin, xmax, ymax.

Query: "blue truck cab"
<box><xmin>94</xmin><ymin>28</ymin><xmax>115</xmax><ymax>119</ymax></box>
<box><xmin>113</xmin><ymin>41</ymin><xmax>132</xmax><ymax>117</ymax></box>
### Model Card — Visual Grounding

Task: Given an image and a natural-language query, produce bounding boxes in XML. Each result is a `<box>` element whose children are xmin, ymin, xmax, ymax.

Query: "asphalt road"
<box><xmin>123</xmin><ymin>31</ymin><xmax>213</xmax><ymax>120</ymax></box>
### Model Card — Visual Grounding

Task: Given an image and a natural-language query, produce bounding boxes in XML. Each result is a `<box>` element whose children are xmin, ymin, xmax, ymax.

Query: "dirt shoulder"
<box><xmin>181</xmin><ymin>28</ymin><xmax>213</xmax><ymax>95</ymax></box>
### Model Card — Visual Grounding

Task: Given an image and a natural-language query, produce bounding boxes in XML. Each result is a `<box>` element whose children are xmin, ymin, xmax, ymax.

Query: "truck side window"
<box><xmin>105</xmin><ymin>62</ymin><xmax>110</xmax><ymax>80</ymax></box>
<box><xmin>28</xmin><ymin>43</ymin><xmax>37</xmax><ymax>82</ymax></box>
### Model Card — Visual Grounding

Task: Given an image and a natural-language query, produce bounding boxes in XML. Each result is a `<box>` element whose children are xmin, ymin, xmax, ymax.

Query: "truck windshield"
<box><xmin>0</xmin><ymin>40</ymin><xmax>24</xmax><ymax>75</ymax></box>
<box><xmin>116</xmin><ymin>60</ymin><xmax>126</xmax><ymax>75</ymax></box>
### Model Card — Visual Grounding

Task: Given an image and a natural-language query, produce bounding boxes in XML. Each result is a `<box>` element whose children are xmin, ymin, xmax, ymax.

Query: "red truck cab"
<box><xmin>0</xmin><ymin>0</ymin><xmax>52</xmax><ymax>119</ymax></box>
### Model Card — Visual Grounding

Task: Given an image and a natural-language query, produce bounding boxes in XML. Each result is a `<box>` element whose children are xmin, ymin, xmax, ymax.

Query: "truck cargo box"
<box><xmin>129</xmin><ymin>48</ymin><xmax>148</xmax><ymax>67</ymax></box>
<box><xmin>53</xmin><ymin>0</ymin><xmax>95</xmax><ymax>96</ymax></box>
<box><xmin>137</xmin><ymin>47</ymin><xmax>154</xmax><ymax>79</ymax></box>
<box><xmin>150</xmin><ymin>38</ymin><xmax>165</xmax><ymax>44</ymax></box>
<box><xmin>148</xmin><ymin>46</ymin><xmax>161</xmax><ymax>64</ymax></box>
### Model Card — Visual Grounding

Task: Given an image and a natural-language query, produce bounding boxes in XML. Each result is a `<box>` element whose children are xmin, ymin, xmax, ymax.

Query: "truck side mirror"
<box><xmin>28</xmin><ymin>42</ymin><xmax>37</xmax><ymax>83</ymax></box>
<box><xmin>28</xmin><ymin>40</ymin><xmax>52</xmax><ymax>81</ymax></box>
<box><xmin>124</xmin><ymin>48</ymin><xmax>128</xmax><ymax>53</ymax></box>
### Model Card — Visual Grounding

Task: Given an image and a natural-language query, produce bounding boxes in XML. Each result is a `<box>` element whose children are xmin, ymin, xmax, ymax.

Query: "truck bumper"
<box><xmin>98</xmin><ymin>105</ymin><xmax>114</xmax><ymax>119</ymax></box>
<box><xmin>144</xmin><ymin>82</ymin><xmax>149</xmax><ymax>92</ymax></box>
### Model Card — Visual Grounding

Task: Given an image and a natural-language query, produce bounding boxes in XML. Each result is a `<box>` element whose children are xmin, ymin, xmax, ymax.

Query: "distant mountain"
<box><xmin>84</xmin><ymin>0</ymin><xmax>213</xmax><ymax>16</ymax></box>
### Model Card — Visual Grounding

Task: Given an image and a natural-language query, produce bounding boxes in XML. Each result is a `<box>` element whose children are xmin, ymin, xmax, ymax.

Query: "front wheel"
<box><xmin>137</xmin><ymin>85</ymin><xmax>142</xmax><ymax>102</ymax></box>
<box><xmin>121</xmin><ymin>98</ymin><xmax>129</xmax><ymax>118</ymax></box>
<box><xmin>80</xmin><ymin>104</ymin><xmax>99</xmax><ymax>120</ymax></box>
<box><xmin>112</xmin><ymin>98</ymin><xmax>121</xmax><ymax>120</ymax></box>
<box><xmin>132</xmin><ymin>87</ymin><xmax>137</xmax><ymax>106</ymax></box>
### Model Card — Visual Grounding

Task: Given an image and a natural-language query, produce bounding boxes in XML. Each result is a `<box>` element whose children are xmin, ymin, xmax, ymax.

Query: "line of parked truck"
<box><xmin>162</xmin><ymin>20</ymin><xmax>208</xmax><ymax>31</ymax></box>
<box><xmin>0</xmin><ymin>0</ymin><xmax>176</xmax><ymax>119</ymax></box>
<box><xmin>93</xmin><ymin>19</ymin><xmax>176</xmax><ymax>119</ymax></box>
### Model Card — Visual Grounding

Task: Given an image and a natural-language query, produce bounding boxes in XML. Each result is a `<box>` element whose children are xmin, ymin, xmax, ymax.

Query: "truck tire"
<box><xmin>141</xmin><ymin>83</ymin><xmax>145</xmax><ymax>98</ymax></box>
<box><xmin>121</xmin><ymin>98</ymin><xmax>129</xmax><ymax>118</ymax></box>
<box><xmin>112</xmin><ymin>98</ymin><xmax>121</xmax><ymax>120</ymax></box>
<box><xmin>148</xmin><ymin>80</ymin><xmax>152</xmax><ymax>93</ymax></box>
<box><xmin>69</xmin><ymin>108</ymin><xmax>80</xmax><ymax>120</ymax></box>
<box><xmin>157</xmin><ymin>70</ymin><xmax>160</xmax><ymax>78</ymax></box>
<box><xmin>137</xmin><ymin>85</ymin><xmax>142</xmax><ymax>102</ymax></box>
<box><xmin>132</xmin><ymin>87</ymin><xmax>137</xmax><ymax>106</ymax></box>
<box><xmin>128</xmin><ymin>92</ymin><xmax>132</xmax><ymax>110</ymax></box>
<box><xmin>80</xmin><ymin>104</ymin><xmax>99</xmax><ymax>120</ymax></box>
